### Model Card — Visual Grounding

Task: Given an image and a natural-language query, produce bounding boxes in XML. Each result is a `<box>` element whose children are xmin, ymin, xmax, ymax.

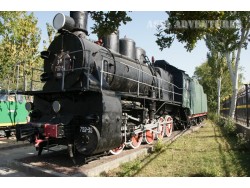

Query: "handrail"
<box><xmin>101</xmin><ymin>70</ymin><xmax>182</xmax><ymax>97</ymax></box>
<box><xmin>60</xmin><ymin>50</ymin><xmax>91</xmax><ymax>91</ymax></box>
<box><xmin>100</xmin><ymin>60</ymin><xmax>182</xmax><ymax>99</ymax></box>
<box><xmin>30</xmin><ymin>50</ymin><xmax>183</xmax><ymax>99</ymax></box>
<box><xmin>115</xmin><ymin>60</ymin><xmax>183</xmax><ymax>90</ymax></box>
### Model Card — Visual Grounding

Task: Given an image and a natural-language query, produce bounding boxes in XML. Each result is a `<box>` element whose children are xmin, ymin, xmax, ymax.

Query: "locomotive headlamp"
<box><xmin>53</xmin><ymin>13</ymin><xmax>75</xmax><ymax>31</ymax></box>
<box><xmin>25</xmin><ymin>102</ymin><xmax>33</xmax><ymax>112</ymax></box>
<box><xmin>52</xmin><ymin>101</ymin><xmax>61</xmax><ymax>113</ymax></box>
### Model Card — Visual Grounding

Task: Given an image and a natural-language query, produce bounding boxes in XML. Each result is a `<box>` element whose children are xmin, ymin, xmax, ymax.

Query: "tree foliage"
<box><xmin>0</xmin><ymin>11</ymin><xmax>42</xmax><ymax>91</ymax></box>
<box><xmin>194</xmin><ymin>61</ymin><xmax>232</xmax><ymax>112</ymax></box>
<box><xmin>155</xmin><ymin>11</ymin><xmax>224</xmax><ymax>51</ymax></box>
<box><xmin>89</xmin><ymin>11</ymin><xmax>132</xmax><ymax>38</ymax></box>
<box><xmin>156</xmin><ymin>11</ymin><xmax>250</xmax><ymax>118</ymax></box>
<box><xmin>43</xmin><ymin>22</ymin><xmax>57</xmax><ymax>50</ymax></box>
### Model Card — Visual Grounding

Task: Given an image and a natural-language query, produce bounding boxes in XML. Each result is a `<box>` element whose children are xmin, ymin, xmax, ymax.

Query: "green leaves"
<box><xmin>89</xmin><ymin>11</ymin><xmax>132</xmax><ymax>38</ymax></box>
<box><xmin>155</xmin><ymin>11</ymin><xmax>250</xmax><ymax>52</ymax></box>
<box><xmin>194</xmin><ymin>61</ymin><xmax>232</xmax><ymax>112</ymax></box>
<box><xmin>156</xmin><ymin>11</ymin><xmax>249</xmax><ymax>117</ymax></box>
<box><xmin>43</xmin><ymin>22</ymin><xmax>57</xmax><ymax>50</ymax></box>
<box><xmin>155</xmin><ymin>11</ymin><xmax>224</xmax><ymax>51</ymax></box>
<box><xmin>0</xmin><ymin>11</ymin><xmax>42</xmax><ymax>90</ymax></box>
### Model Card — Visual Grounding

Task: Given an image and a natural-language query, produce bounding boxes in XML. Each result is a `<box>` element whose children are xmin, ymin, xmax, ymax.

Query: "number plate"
<box><xmin>80</xmin><ymin>126</ymin><xmax>93</xmax><ymax>133</ymax></box>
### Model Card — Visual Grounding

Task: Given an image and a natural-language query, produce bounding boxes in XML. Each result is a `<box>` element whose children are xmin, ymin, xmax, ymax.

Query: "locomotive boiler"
<box><xmin>16</xmin><ymin>11</ymin><xmax>207</xmax><ymax>159</ymax></box>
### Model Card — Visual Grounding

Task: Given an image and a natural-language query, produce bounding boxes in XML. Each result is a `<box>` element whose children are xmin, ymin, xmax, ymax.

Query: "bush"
<box><xmin>236</xmin><ymin>132</ymin><xmax>250</xmax><ymax>151</ymax></box>
<box><xmin>208</xmin><ymin>113</ymin><xmax>219</xmax><ymax>123</ymax></box>
<box><xmin>208</xmin><ymin>113</ymin><xmax>236</xmax><ymax>136</ymax></box>
<box><xmin>224</xmin><ymin>118</ymin><xmax>236</xmax><ymax>136</ymax></box>
<box><xmin>208</xmin><ymin>113</ymin><xmax>224</xmax><ymax>126</ymax></box>
<box><xmin>217</xmin><ymin>118</ymin><xmax>226</xmax><ymax>127</ymax></box>
<box><xmin>154</xmin><ymin>139</ymin><xmax>164</xmax><ymax>152</ymax></box>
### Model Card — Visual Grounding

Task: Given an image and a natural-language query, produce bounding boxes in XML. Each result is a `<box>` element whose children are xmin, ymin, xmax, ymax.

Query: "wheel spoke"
<box><xmin>144</xmin><ymin>129</ymin><xmax>155</xmax><ymax>144</ymax></box>
<box><xmin>165</xmin><ymin>115</ymin><xmax>173</xmax><ymax>137</ymax></box>
<box><xmin>109</xmin><ymin>143</ymin><xmax>125</xmax><ymax>155</ymax></box>
<box><xmin>128</xmin><ymin>133</ymin><xmax>143</xmax><ymax>149</ymax></box>
<box><xmin>156</xmin><ymin>117</ymin><xmax>164</xmax><ymax>140</ymax></box>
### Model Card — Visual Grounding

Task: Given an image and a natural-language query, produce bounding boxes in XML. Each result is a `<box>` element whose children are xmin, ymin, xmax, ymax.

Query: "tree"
<box><xmin>155</xmin><ymin>11</ymin><xmax>250</xmax><ymax>118</ymax></box>
<box><xmin>203</xmin><ymin>12</ymin><xmax>250</xmax><ymax>118</ymax></box>
<box><xmin>89</xmin><ymin>11</ymin><xmax>132</xmax><ymax>38</ymax></box>
<box><xmin>194</xmin><ymin>61</ymin><xmax>232</xmax><ymax>112</ymax></box>
<box><xmin>0</xmin><ymin>11</ymin><xmax>42</xmax><ymax>91</ymax></box>
<box><xmin>43</xmin><ymin>23</ymin><xmax>57</xmax><ymax>50</ymax></box>
<box><xmin>205</xmin><ymin>36</ymin><xmax>231</xmax><ymax>115</ymax></box>
<box><xmin>206</xmin><ymin>51</ymin><xmax>225</xmax><ymax>115</ymax></box>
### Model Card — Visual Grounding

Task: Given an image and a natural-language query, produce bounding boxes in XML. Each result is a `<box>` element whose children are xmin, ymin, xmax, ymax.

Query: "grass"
<box><xmin>104</xmin><ymin>120</ymin><xmax>250</xmax><ymax>177</ymax></box>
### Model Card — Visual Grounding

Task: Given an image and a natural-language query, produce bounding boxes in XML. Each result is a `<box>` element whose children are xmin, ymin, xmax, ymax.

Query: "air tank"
<box><xmin>119</xmin><ymin>38</ymin><xmax>136</xmax><ymax>59</ymax></box>
<box><xmin>135</xmin><ymin>47</ymin><xmax>146</xmax><ymax>63</ymax></box>
<box><xmin>102</xmin><ymin>31</ymin><xmax>119</xmax><ymax>52</ymax></box>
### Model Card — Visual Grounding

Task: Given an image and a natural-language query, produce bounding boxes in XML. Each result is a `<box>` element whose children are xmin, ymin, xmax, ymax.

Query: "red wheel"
<box><xmin>156</xmin><ymin>117</ymin><xmax>164</xmax><ymax>140</ymax></box>
<box><xmin>109</xmin><ymin>143</ymin><xmax>125</xmax><ymax>155</ymax></box>
<box><xmin>144</xmin><ymin>129</ymin><xmax>155</xmax><ymax>144</ymax></box>
<box><xmin>165</xmin><ymin>115</ymin><xmax>173</xmax><ymax>137</ymax></box>
<box><xmin>128</xmin><ymin>133</ymin><xmax>143</xmax><ymax>149</ymax></box>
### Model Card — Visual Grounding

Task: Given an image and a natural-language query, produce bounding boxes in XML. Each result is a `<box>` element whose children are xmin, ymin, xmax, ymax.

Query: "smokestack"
<box><xmin>70</xmin><ymin>11</ymin><xmax>88</xmax><ymax>35</ymax></box>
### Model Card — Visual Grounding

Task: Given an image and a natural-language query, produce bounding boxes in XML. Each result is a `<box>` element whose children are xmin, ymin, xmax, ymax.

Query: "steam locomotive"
<box><xmin>16</xmin><ymin>11</ymin><xmax>207</xmax><ymax>158</ymax></box>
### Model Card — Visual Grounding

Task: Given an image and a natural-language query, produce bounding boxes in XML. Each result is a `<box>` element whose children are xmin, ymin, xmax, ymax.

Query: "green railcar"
<box><xmin>190</xmin><ymin>78</ymin><xmax>207</xmax><ymax>115</ymax></box>
<box><xmin>0</xmin><ymin>90</ymin><xmax>29</xmax><ymax>137</ymax></box>
<box><xmin>182</xmin><ymin>73</ymin><xmax>191</xmax><ymax>109</ymax></box>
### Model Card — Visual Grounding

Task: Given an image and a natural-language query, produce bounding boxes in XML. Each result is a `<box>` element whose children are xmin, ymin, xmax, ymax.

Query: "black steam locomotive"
<box><xmin>16</xmin><ymin>11</ymin><xmax>207</xmax><ymax>158</ymax></box>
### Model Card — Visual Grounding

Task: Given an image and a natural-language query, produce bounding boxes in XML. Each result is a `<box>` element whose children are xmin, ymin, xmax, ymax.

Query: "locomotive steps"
<box><xmin>6</xmin><ymin>124</ymin><xmax>204</xmax><ymax>177</ymax></box>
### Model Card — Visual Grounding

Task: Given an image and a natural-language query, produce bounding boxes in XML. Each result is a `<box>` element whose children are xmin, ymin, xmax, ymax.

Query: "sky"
<box><xmin>33</xmin><ymin>11</ymin><xmax>250</xmax><ymax>83</ymax></box>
